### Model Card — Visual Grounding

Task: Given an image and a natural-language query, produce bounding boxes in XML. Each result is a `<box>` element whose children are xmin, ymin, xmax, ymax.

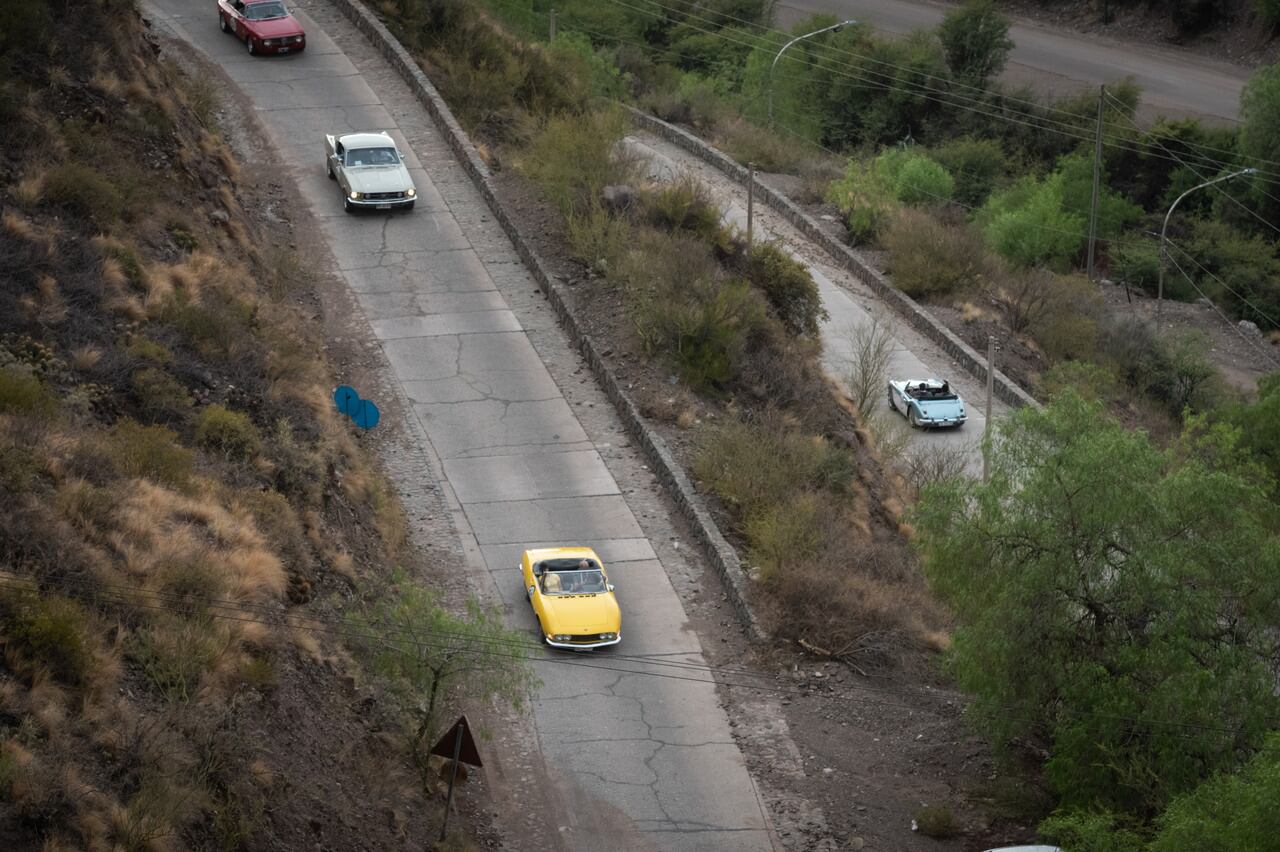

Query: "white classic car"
<box><xmin>887</xmin><ymin>378</ymin><xmax>967</xmax><ymax>428</ymax></box>
<box><xmin>324</xmin><ymin>131</ymin><xmax>416</xmax><ymax>212</ymax></box>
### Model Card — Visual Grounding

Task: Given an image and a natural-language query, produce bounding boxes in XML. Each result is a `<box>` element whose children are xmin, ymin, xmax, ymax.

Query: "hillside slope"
<box><xmin>0</xmin><ymin>2</ymin><xmax>473</xmax><ymax>848</ymax></box>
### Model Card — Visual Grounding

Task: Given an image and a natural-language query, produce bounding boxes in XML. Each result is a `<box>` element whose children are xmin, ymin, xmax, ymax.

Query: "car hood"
<box><xmin>346</xmin><ymin>165</ymin><xmax>414</xmax><ymax>193</ymax></box>
<box><xmin>540</xmin><ymin>593</ymin><xmax>621</xmax><ymax>633</ymax></box>
<box><xmin>913</xmin><ymin>398</ymin><xmax>966</xmax><ymax>419</ymax></box>
<box><xmin>248</xmin><ymin>17</ymin><xmax>303</xmax><ymax>38</ymax></box>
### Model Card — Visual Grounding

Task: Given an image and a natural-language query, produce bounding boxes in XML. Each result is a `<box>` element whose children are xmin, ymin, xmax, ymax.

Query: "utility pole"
<box><xmin>549</xmin><ymin>7</ymin><xmax>556</xmax><ymax>41</ymax></box>
<box><xmin>1086</xmin><ymin>84</ymin><xmax>1104</xmax><ymax>283</ymax></box>
<box><xmin>746</xmin><ymin>162</ymin><xmax>755</xmax><ymax>256</ymax></box>
<box><xmin>982</xmin><ymin>335</ymin><xmax>995</xmax><ymax>484</ymax></box>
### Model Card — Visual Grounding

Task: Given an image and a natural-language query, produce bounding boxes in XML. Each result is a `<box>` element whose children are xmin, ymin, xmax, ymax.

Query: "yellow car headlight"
<box><xmin>349</xmin><ymin>191</ymin><xmax>361</xmax><ymax>200</ymax></box>
<box><xmin>552</xmin><ymin>634</ymin><xmax>573</xmax><ymax>642</ymax></box>
<box><xmin>598</xmin><ymin>632</ymin><xmax>617</xmax><ymax>640</ymax></box>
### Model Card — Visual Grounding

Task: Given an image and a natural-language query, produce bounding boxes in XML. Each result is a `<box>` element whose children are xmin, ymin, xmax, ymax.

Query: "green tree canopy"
<box><xmin>1240</xmin><ymin>63</ymin><xmax>1280</xmax><ymax>220</ymax></box>
<box><xmin>913</xmin><ymin>394</ymin><xmax>1280</xmax><ymax>815</ymax></box>
<box><xmin>937</xmin><ymin>0</ymin><xmax>1015</xmax><ymax>87</ymax></box>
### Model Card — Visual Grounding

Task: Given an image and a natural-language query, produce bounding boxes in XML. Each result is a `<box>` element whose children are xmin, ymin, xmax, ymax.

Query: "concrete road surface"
<box><xmin>776</xmin><ymin>0</ymin><xmax>1251</xmax><ymax>122</ymax></box>
<box><xmin>145</xmin><ymin>1</ymin><xmax>780</xmax><ymax>849</ymax></box>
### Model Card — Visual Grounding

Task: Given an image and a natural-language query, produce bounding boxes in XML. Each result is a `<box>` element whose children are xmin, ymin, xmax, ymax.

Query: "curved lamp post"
<box><xmin>1157</xmin><ymin>166</ymin><xmax>1257</xmax><ymax>321</ymax></box>
<box><xmin>769</xmin><ymin>20</ymin><xmax>857</xmax><ymax>127</ymax></box>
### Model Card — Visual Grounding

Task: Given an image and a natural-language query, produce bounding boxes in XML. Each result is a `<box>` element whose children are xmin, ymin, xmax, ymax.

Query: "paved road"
<box><xmin>146</xmin><ymin>1</ymin><xmax>781</xmax><ymax>849</ymax></box>
<box><xmin>623</xmin><ymin>135</ymin><xmax>994</xmax><ymax>477</ymax></box>
<box><xmin>776</xmin><ymin>0</ymin><xmax>1251</xmax><ymax>122</ymax></box>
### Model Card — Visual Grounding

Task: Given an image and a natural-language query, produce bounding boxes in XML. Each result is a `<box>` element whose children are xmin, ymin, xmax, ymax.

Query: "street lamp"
<box><xmin>1157</xmin><ymin>166</ymin><xmax>1257</xmax><ymax>322</ymax></box>
<box><xmin>769</xmin><ymin>19</ymin><xmax>857</xmax><ymax>127</ymax></box>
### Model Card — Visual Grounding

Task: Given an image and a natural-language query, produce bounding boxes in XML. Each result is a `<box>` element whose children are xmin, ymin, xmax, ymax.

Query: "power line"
<box><xmin>1164</xmin><ymin>253</ymin><xmax>1280</xmax><ymax>367</ymax></box>
<box><xmin>0</xmin><ymin>571</ymin><xmax>1270</xmax><ymax>739</ymax></box>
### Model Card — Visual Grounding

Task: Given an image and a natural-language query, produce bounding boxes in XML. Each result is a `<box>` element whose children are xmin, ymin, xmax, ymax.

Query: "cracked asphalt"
<box><xmin>144</xmin><ymin>1</ymin><xmax>787</xmax><ymax>849</ymax></box>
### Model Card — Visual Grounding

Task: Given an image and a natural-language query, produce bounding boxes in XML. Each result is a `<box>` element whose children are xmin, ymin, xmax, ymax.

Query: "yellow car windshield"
<box><xmin>542</xmin><ymin>569</ymin><xmax>606</xmax><ymax>595</ymax></box>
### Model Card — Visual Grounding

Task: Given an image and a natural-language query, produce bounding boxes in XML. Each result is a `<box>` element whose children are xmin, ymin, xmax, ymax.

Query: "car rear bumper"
<box><xmin>545</xmin><ymin>633</ymin><xmax>622</xmax><ymax>650</ymax></box>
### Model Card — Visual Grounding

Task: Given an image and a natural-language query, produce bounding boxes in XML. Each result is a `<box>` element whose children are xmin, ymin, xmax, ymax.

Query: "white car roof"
<box><xmin>339</xmin><ymin>132</ymin><xmax>396</xmax><ymax>149</ymax></box>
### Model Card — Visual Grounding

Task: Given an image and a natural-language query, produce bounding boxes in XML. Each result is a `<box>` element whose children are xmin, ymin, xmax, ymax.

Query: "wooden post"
<box><xmin>746</xmin><ymin>162</ymin><xmax>755</xmax><ymax>256</ymax></box>
<box><xmin>1086</xmin><ymin>85</ymin><xmax>1104</xmax><ymax>282</ymax></box>
<box><xmin>982</xmin><ymin>335</ymin><xmax>995</xmax><ymax>483</ymax></box>
<box><xmin>549</xmin><ymin>8</ymin><xmax>557</xmax><ymax>41</ymax></box>
<box><xmin>438</xmin><ymin>720</ymin><xmax>465</xmax><ymax>842</ymax></box>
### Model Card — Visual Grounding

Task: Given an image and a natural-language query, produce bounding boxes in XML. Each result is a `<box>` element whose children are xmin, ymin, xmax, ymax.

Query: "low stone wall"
<box><xmin>628</xmin><ymin>107</ymin><xmax>1041</xmax><ymax>412</ymax></box>
<box><xmin>329</xmin><ymin>0</ymin><xmax>767</xmax><ymax>642</ymax></box>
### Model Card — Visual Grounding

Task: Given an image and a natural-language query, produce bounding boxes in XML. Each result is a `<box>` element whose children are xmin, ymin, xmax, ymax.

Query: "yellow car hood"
<box><xmin>540</xmin><ymin>593</ymin><xmax>621</xmax><ymax>633</ymax></box>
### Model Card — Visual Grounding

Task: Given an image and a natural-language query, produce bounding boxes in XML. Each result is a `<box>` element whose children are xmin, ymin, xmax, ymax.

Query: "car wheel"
<box><xmin>326</xmin><ymin>162</ymin><xmax>335</xmax><ymax>180</ymax></box>
<box><xmin>908</xmin><ymin>408</ymin><xmax>920</xmax><ymax>429</ymax></box>
<box><xmin>219</xmin><ymin>13</ymin><xmax>229</xmax><ymax>33</ymax></box>
<box><xmin>342</xmin><ymin>194</ymin><xmax>354</xmax><ymax>214</ymax></box>
<box><xmin>246</xmin><ymin>35</ymin><xmax>257</xmax><ymax>55</ymax></box>
<box><xmin>888</xmin><ymin>390</ymin><xmax>897</xmax><ymax>413</ymax></box>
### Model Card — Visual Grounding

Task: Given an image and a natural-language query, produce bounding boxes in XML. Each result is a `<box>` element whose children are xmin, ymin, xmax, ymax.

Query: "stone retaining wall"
<box><xmin>628</xmin><ymin>107</ymin><xmax>1041</xmax><ymax>412</ymax></box>
<box><xmin>329</xmin><ymin>0</ymin><xmax>767</xmax><ymax>642</ymax></box>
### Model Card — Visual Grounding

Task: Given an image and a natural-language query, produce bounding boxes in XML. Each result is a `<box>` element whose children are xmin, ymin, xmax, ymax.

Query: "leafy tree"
<box><xmin>1151</xmin><ymin>732</ymin><xmax>1280</xmax><ymax>851</ymax></box>
<box><xmin>1039</xmin><ymin>809</ymin><xmax>1147</xmax><ymax>852</ymax></box>
<box><xmin>913</xmin><ymin>394</ymin><xmax>1280</xmax><ymax>815</ymax></box>
<box><xmin>1220</xmin><ymin>371</ymin><xmax>1280</xmax><ymax>485</ymax></box>
<box><xmin>929</xmin><ymin>136</ymin><xmax>1008</xmax><ymax>206</ymax></box>
<box><xmin>937</xmin><ymin>0</ymin><xmax>1014</xmax><ymax>88</ymax></box>
<box><xmin>347</xmin><ymin>574</ymin><xmax>537</xmax><ymax>793</ymax></box>
<box><xmin>1240</xmin><ymin>63</ymin><xmax>1280</xmax><ymax>220</ymax></box>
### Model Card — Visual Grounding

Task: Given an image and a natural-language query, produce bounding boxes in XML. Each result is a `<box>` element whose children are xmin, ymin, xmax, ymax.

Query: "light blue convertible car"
<box><xmin>888</xmin><ymin>378</ymin><xmax>967</xmax><ymax>428</ymax></box>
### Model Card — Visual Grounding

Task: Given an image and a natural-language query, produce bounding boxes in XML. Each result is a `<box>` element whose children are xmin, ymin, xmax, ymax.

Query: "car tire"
<box><xmin>342</xmin><ymin>194</ymin><xmax>354</xmax><ymax>214</ymax></box>
<box><xmin>326</xmin><ymin>162</ymin><xmax>335</xmax><ymax>180</ymax></box>
<box><xmin>908</xmin><ymin>408</ymin><xmax>920</xmax><ymax>429</ymax></box>
<box><xmin>246</xmin><ymin>35</ymin><xmax>257</xmax><ymax>55</ymax></box>
<box><xmin>219</xmin><ymin>13</ymin><xmax>229</xmax><ymax>33</ymax></box>
<box><xmin>888</xmin><ymin>390</ymin><xmax>897</xmax><ymax>413</ymax></box>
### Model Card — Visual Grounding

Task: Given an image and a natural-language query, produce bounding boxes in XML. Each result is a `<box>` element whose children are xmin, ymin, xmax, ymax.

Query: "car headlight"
<box><xmin>551</xmin><ymin>634</ymin><xmax>573</xmax><ymax>642</ymax></box>
<box><xmin>406</xmin><ymin>188</ymin><xmax>416</xmax><ymax>197</ymax></box>
<box><xmin>349</xmin><ymin>191</ymin><xmax>361</xmax><ymax>200</ymax></box>
<box><xmin>598</xmin><ymin>632</ymin><xmax>617</xmax><ymax>640</ymax></box>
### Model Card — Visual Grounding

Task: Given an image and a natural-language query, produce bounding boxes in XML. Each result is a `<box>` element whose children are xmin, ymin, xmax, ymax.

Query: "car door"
<box><xmin>332</xmin><ymin>142</ymin><xmax>349</xmax><ymax>194</ymax></box>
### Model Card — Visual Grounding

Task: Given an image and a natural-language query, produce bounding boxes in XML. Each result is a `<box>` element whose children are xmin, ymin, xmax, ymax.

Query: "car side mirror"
<box><xmin>607</xmin><ymin>583</ymin><xmax>615</xmax><ymax>592</ymax></box>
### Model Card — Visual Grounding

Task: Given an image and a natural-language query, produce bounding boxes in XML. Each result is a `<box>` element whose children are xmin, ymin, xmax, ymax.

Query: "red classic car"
<box><xmin>217</xmin><ymin>0</ymin><xmax>306</xmax><ymax>55</ymax></box>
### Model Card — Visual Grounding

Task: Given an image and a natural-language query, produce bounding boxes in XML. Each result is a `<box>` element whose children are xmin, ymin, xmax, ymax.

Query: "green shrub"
<box><xmin>1040</xmin><ymin>361</ymin><xmax>1119</xmax><ymax>403</ymax></box>
<box><xmin>108</xmin><ymin>420</ymin><xmax>193</xmax><ymax>487</ymax></box>
<box><xmin>744</xmin><ymin>492</ymin><xmax>825</xmax><ymax>580</ymax></box>
<box><xmin>129</xmin><ymin>615</ymin><xmax>222</xmax><ymax>703</ymax></box>
<box><xmin>42</xmin><ymin>162</ymin><xmax>125</xmax><ymax>222</ymax></box>
<box><xmin>195</xmin><ymin>405</ymin><xmax>261</xmax><ymax>461</ymax></box>
<box><xmin>745</xmin><ymin>242</ymin><xmax>826</xmax><ymax>336</ymax></box>
<box><xmin>694</xmin><ymin>411</ymin><xmax>852</xmax><ymax>518</ymax></box>
<box><xmin>883</xmin><ymin>208</ymin><xmax>991</xmax><ymax>298</ymax></box>
<box><xmin>877</xmin><ymin>148</ymin><xmax>955</xmax><ymax>206</ymax></box>
<box><xmin>131</xmin><ymin>367</ymin><xmax>191</xmax><ymax>423</ymax></box>
<box><xmin>717</xmin><ymin>117</ymin><xmax>807</xmax><ymax>173</ymax></box>
<box><xmin>651</xmin><ymin>279</ymin><xmax>764</xmax><ymax>391</ymax></box>
<box><xmin>1</xmin><ymin>592</ymin><xmax>93</xmax><ymax>686</ymax></box>
<box><xmin>643</xmin><ymin>175</ymin><xmax>723</xmax><ymax>243</ymax></box>
<box><xmin>1027</xmin><ymin>274</ymin><xmax>1102</xmax><ymax>362</ymax></box>
<box><xmin>1111</xmin><ymin>239</ymin><xmax>1162</xmax><ymax>295</ymax></box>
<box><xmin>929</xmin><ymin>137</ymin><xmax>1007</xmax><ymax>206</ymax></box>
<box><xmin>1097</xmin><ymin>318</ymin><xmax>1219</xmax><ymax>413</ymax></box>
<box><xmin>914</xmin><ymin>805</ymin><xmax>958</xmax><ymax>838</ymax></box>
<box><xmin>565</xmin><ymin>203</ymin><xmax>631</xmax><ymax>274</ymax></box>
<box><xmin>518</xmin><ymin>107</ymin><xmax>630</xmax><ymax>215</ymax></box>
<box><xmin>826</xmin><ymin>159</ymin><xmax>896</xmax><ymax>244</ymax></box>
<box><xmin>164</xmin><ymin>293</ymin><xmax>256</xmax><ymax>358</ymax></box>
<box><xmin>1040</xmin><ymin>810</ymin><xmax>1146</xmax><ymax>852</ymax></box>
<box><xmin>126</xmin><ymin>337</ymin><xmax>173</xmax><ymax>365</ymax></box>
<box><xmin>937</xmin><ymin>0</ymin><xmax>1013</xmax><ymax>86</ymax></box>
<box><xmin>0</xmin><ymin>367</ymin><xmax>56</xmax><ymax>417</ymax></box>
<box><xmin>1182</xmin><ymin>219</ymin><xmax>1280</xmax><ymax>329</ymax></box>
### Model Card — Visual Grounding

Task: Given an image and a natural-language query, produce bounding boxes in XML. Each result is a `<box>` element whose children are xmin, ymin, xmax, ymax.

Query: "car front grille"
<box><xmin>565</xmin><ymin>634</ymin><xmax>611</xmax><ymax>644</ymax></box>
<box><xmin>364</xmin><ymin>191</ymin><xmax>406</xmax><ymax>201</ymax></box>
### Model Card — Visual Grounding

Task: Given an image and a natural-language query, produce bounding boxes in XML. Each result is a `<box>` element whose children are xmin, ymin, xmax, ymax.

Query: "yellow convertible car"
<box><xmin>521</xmin><ymin>547</ymin><xmax>621</xmax><ymax>649</ymax></box>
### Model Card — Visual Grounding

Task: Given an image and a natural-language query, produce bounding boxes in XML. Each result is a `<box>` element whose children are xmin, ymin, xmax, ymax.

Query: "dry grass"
<box><xmin>12</xmin><ymin>170</ymin><xmax>45</xmax><ymax>207</ymax></box>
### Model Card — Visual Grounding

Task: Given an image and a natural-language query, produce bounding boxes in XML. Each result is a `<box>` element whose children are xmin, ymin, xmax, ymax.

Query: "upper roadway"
<box><xmin>777</xmin><ymin>0</ymin><xmax>1252</xmax><ymax>123</ymax></box>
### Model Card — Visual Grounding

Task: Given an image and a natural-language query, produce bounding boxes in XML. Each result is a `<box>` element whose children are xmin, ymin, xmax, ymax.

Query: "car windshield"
<box><xmin>542</xmin><ymin>569</ymin><xmax>607</xmax><ymax>596</ymax></box>
<box><xmin>909</xmin><ymin>383</ymin><xmax>957</xmax><ymax>401</ymax></box>
<box><xmin>345</xmin><ymin>147</ymin><xmax>399</xmax><ymax>167</ymax></box>
<box><xmin>244</xmin><ymin>2</ymin><xmax>288</xmax><ymax>20</ymax></box>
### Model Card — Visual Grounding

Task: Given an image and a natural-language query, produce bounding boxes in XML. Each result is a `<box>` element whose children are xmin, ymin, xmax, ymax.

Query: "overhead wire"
<box><xmin>0</xmin><ymin>570</ymin><xmax>1270</xmax><ymax>739</ymax></box>
<box><xmin>1163</xmin><ymin>252</ymin><xmax>1280</xmax><ymax>367</ymax></box>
